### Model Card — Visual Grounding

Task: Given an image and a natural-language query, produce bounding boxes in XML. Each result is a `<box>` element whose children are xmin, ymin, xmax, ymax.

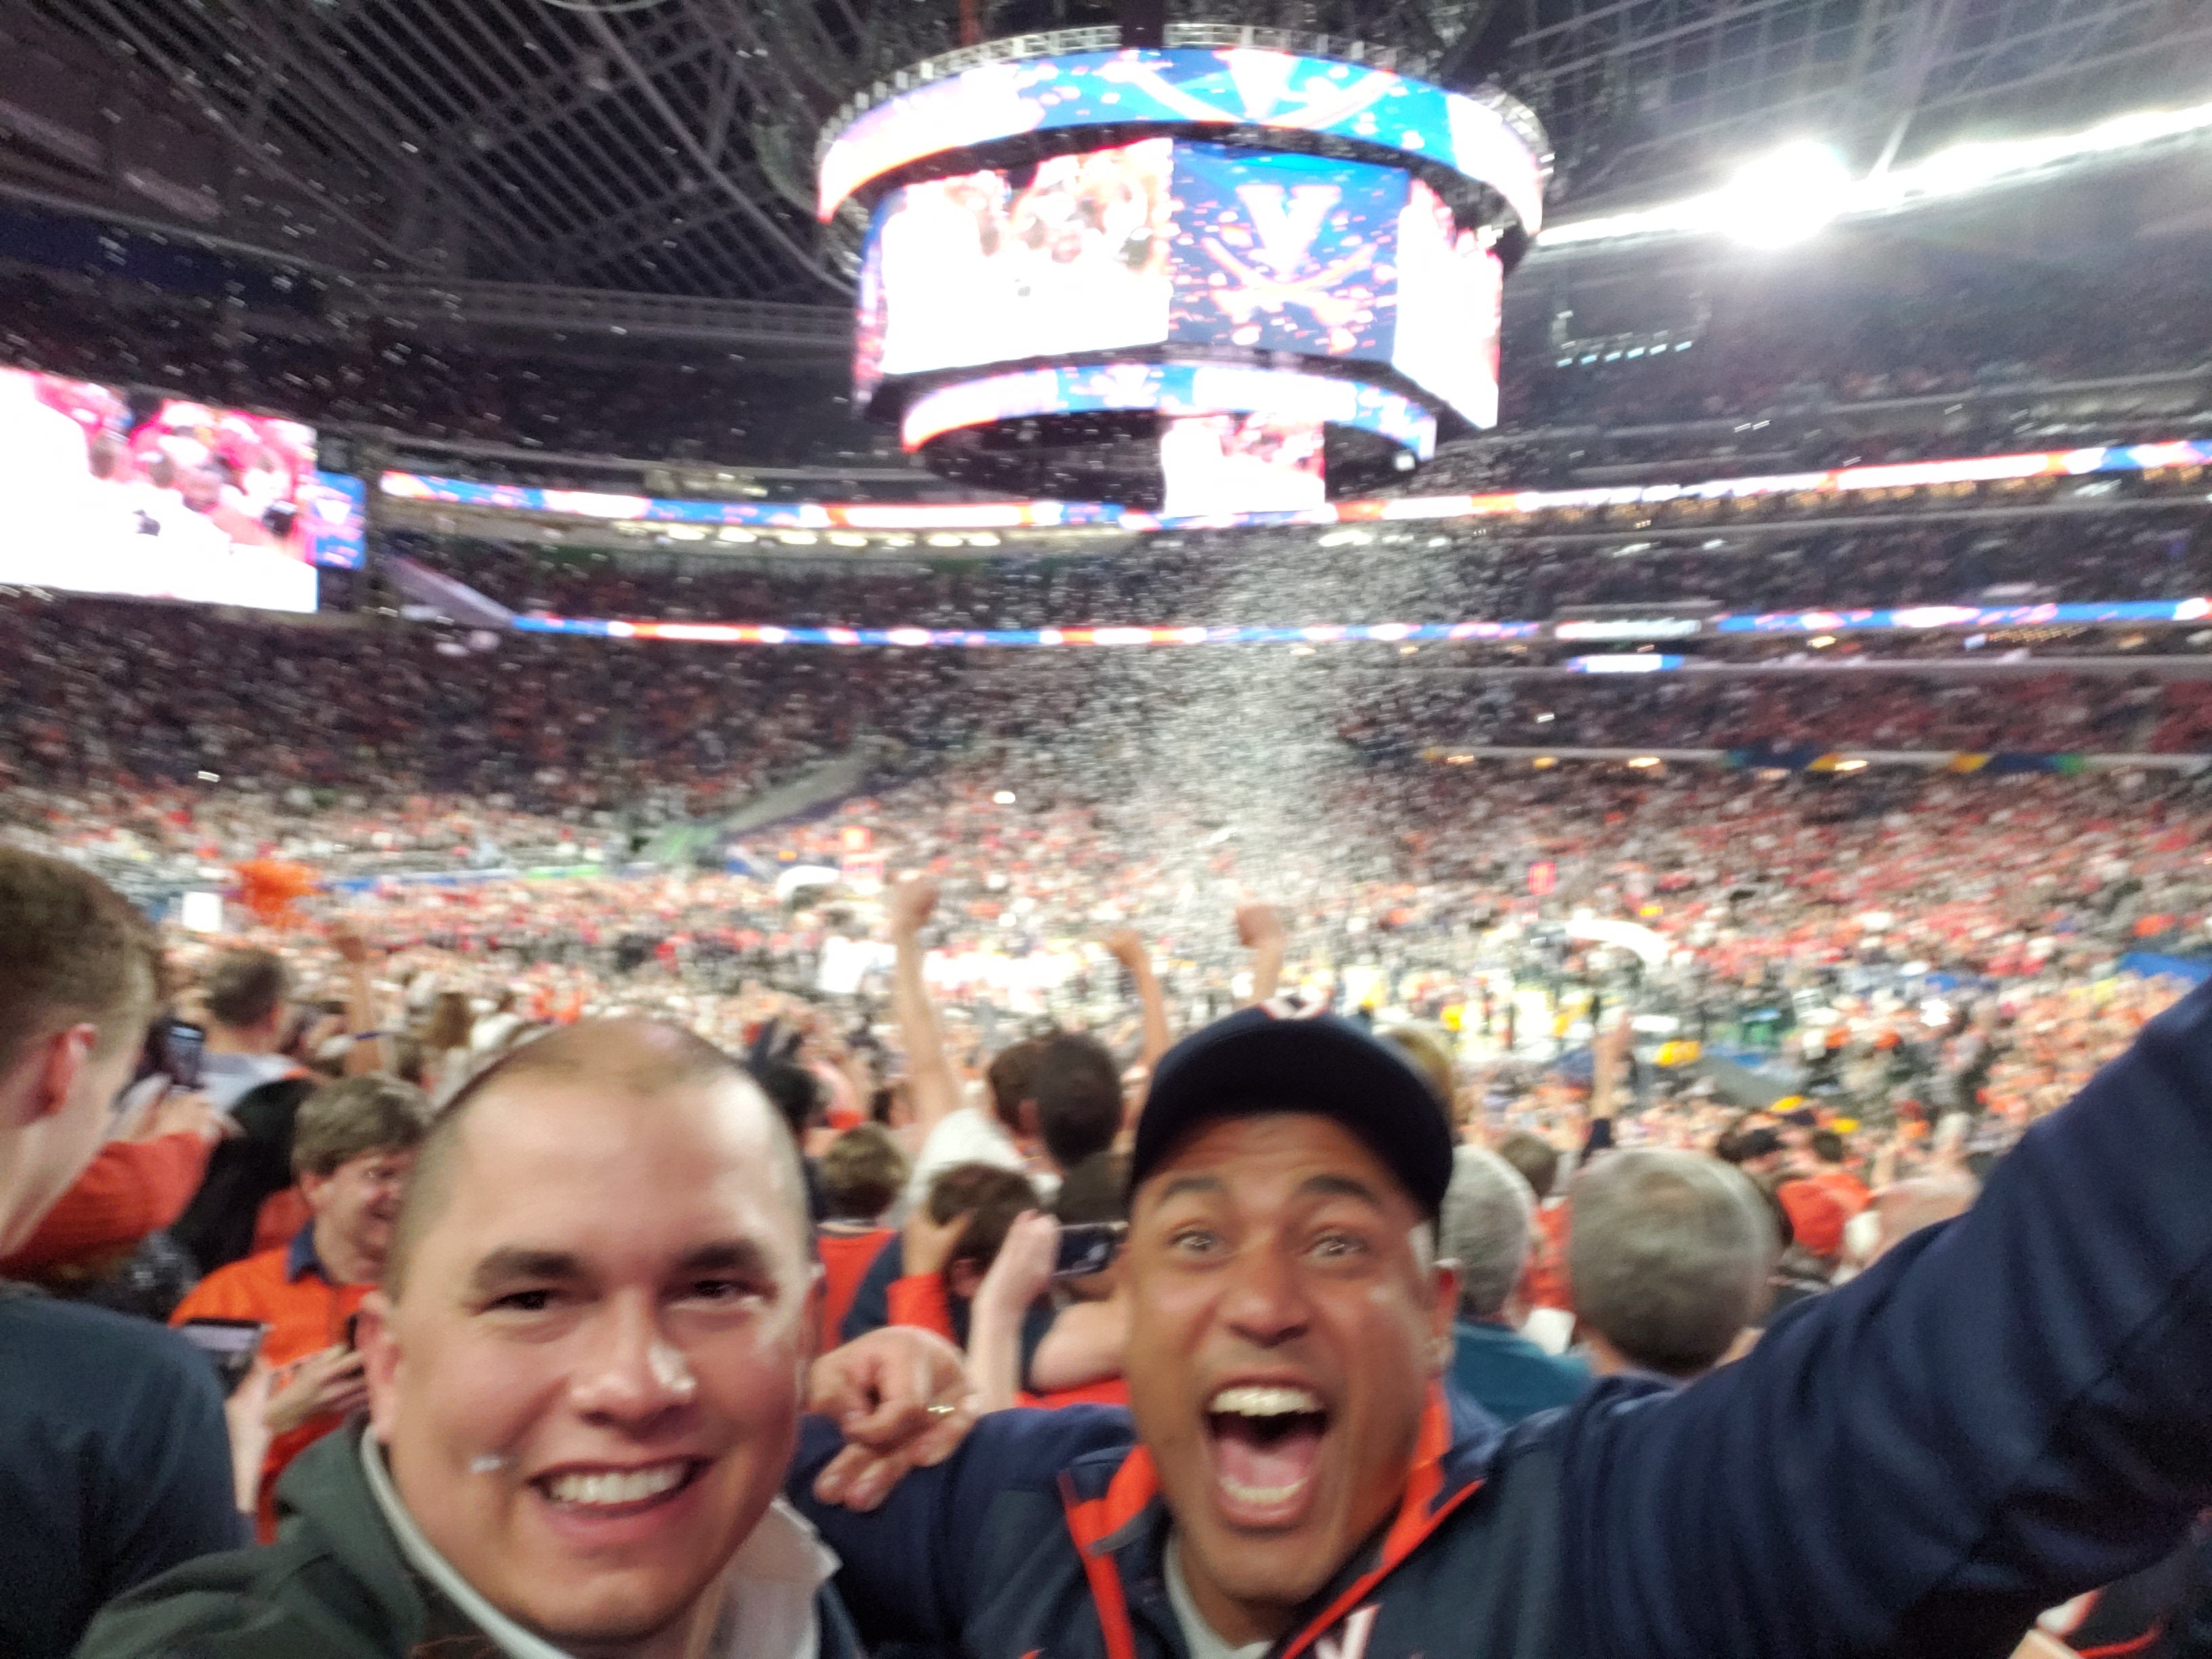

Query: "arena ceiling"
<box><xmin>6</xmin><ymin>0</ymin><xmax>2209</xmax><ymax>306</ymax></box>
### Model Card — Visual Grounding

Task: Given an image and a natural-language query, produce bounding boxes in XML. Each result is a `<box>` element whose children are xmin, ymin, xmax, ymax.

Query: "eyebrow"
<box><xmin>1154</xmin><ymin>1174</ymin><xmax>1227</xmax><ymax>1204</ymax></box>
<box><xmin>1296</xmin><ymin>1172</ymin><xmax>1387</xmax><ymax>1210</ymax></box>
<box><xmin>464</xmin><ymin>1239</ymin><xmax>782</xmax><ymax>1298</ymax></box>
<box><xmin>466</xmin><ymin>1247</ymin><xmax>584</xmax><ymax>1297</ymax></box>
<box><xmin>674</xmin><ymin>1239</ymin><xmax>779</xmax><ymax>1282</ymax></box>
<box><xmin>1151</xmin><ymin>1172</ymin><xmax>1388</xmax><ymax>1210</ymax></box>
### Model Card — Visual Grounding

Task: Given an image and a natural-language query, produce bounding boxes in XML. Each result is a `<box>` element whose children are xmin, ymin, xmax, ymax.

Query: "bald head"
<box><xmin>385</xmin><ymin>1018</ymin><xmax>806</xmax><ymax>1297</ymax></box>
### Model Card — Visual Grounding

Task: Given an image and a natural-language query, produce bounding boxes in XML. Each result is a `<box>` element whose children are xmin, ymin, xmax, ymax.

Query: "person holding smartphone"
<box><xmin>0</xmin><ymin>849</ymin><xmax>249</xmax><ymax>1659</ymax></box>
<box><xmin>0</xmin><ymin>1022</ymin><xmax>232</xmax><ymax>1304</ymax></box>
<box><xmin>168</xmin><ymin>1074</ymin><xmax>434</xmax><ymax>1541</ymax></box>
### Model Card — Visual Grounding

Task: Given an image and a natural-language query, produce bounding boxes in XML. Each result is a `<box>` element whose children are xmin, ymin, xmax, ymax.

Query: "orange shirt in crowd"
<box><xmin>252</xmin><ymin>1187</ymin><xmax>311</xmax><ymax>1255</ymax></box>
<box><xmin>1805</xmin><ymin>1167</ymin><xmax>1873</xmax><ymax>1218</ymax></box>
<box><xmin>817</xmin><ymin>1227</ymin><xmax>894</xmax><ymax>1352</ymax></box>
<box><xmin>1528</xmin><ymin>1200</ymin><xmax>1574</xmax><ymax>1313</ymax></box>
<box><xmin>886</xmin><ymin>1271</ymin><xmax>958</xmax><ymax>1345</ymax></box>
<box><xmin>0</xmin><ymin>1131</ymin><xmax>214</xmax><ymax>1275</ymax></box>
<box><xmin>169</xmin><ymin>1227</ymin><xmax>372</xmax><ymax>1541</ymax></box>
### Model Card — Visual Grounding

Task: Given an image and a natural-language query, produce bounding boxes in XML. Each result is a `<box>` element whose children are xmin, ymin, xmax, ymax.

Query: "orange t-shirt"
<box><xmin>169</xmin><ymin>1231</ymin><xmax>373</xmax><ymax>1541</ymax></box>
<box><xmin>1528</xmin><ymin>1201</ymin><xmax>1574</xmax><ymax>1313</ymax></box>
<box><xmin>816</xmin><ymin>1228</ymin><xmax>894</xmax><ymax>1352</ymax></box>
<box><xmin>886</xmin><ymin>1271</ymin><xmax>958</xmax><ymax>1344</ymax></box>
<box><xmin>0</xmin><ymin>1131</ymin><xmax>213</xmax><ymax>1274</ymax></box>
<box><xmin>1806</xmin><ymin>1168</ymin><xmax>1872</xmax><ymax>1218</ymax></box>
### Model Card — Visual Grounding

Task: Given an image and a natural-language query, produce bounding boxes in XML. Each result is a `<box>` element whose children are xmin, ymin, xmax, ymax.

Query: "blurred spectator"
<box><xmin>1568</xmin><ymin>1149</ymin><xmax>1778</xmax><ymax>1380</ymax></box>
<box><xmin>0</xmin><ymin>846</ymin><xmax>247</xmax><ymax>1658</ymax></box>
<box><xmin>168</xmin><ymin>1074</ymin><xmax>432</xmax><ymax>1540</ymax></box>
<box><xmin>1439</xmin><ymin>1146</ymin><xmax>1591</xmax><ymax>1423</ymax></box>
<box><xmin>817</xmin><ymin>1123</ymin><xmax>908</xmax><ymax>1349</ymax></box>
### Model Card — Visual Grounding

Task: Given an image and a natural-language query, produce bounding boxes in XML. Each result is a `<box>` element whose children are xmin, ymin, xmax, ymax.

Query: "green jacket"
<box><xmin>75</xmin><ymin>1425</ymin><xmax>859</xmax><ymax>1659</ymax></box>
<box><xmin>76</xmin><ymin>1425</ymin><xmax>500</xmax><ymax>1658</ymax></box>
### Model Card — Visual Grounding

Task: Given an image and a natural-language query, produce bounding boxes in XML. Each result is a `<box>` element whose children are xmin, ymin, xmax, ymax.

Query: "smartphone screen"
<box><xmin>176</xmin><ymin>1318</ymin><xmax>266</xmax><ymax>1396</ymax></box>
<box><xmin>163</xmin><ymin>1021</ymin><xmax>207</xmax><ymax>1091</ymax></box>
<box><xmin>1054</xmin><ymin>1221</ymin><xmax>1125</xmax><ymax>1280</ymax></box>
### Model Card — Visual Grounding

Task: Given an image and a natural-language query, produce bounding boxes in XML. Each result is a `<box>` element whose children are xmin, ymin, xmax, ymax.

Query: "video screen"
<box><xmin>300</xmin><ymin>472</ymin><xmax>368</xmax><ymax>569</ymax></box>
<box><xmin>853</xmin><ymin>216</ymin><xmax>889</xmax><ymax>404</ymax></box>
<box><xmin>861</xmin><ymin>142</ymin><xmax>1505</xmax><ymax>432</ymax></box>
<box><xmin>1160</xmin><ymin>413</ymin><xmax>1326</xmax><ymax>520</ymax></box>
<box><xmin>901</xmin><ymin>361</ymin><xmax>1435</xmax><ymax>458</ymax></box>
<box><xmin>0</xmin><ymin>367</ymin><xmax>321</xmax><ymax>613</ymax></box>
<box><xmin>819</xmin><ymin>48</ymin><xmax>1547</xmax><ymax>238</ymax></box>
<box><xmin>874</xmin><ymin>139</ymin><xmax>1174</xmax><ymax>379</ymax></box>
<box><xmin>1392</xmin><ymin>180</ymin><xmax>1502</xmax><ymax>430</ymax></box>
<box><xmin>1167</xmin><ymin>144</ymin><xmax>1405</xmax><ymax>360</ymax></box>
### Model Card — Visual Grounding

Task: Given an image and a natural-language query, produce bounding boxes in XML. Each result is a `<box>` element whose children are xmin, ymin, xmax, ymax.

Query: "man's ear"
<box><xmin>1427</xmin><ymin>1261</ymin><xmax>1462</xmax><ymax>1374</ymax></box>
<box><xmin>356</xmin><ymin>1290</ymin><xmax>403</xmax><ymax>1439</ymax></box>
<box><xmin>802</xmin><ymin>1262</ymin><xmax>827</xmax><ymax>1366</ymax></box>
<box><xmin>25</xmin><ymin>1023</ymin><xmax>98</xmax><ymax>1124</ymax></box>
<box><xmin>1017</xmin><ymin>1099</ymin><xmax>1041</xmax><ymax>1142</ymax></box>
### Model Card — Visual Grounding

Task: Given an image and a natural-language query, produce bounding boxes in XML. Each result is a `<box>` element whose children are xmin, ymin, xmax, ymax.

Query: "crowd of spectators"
<box><xmin>9</xmin><ymin>170</ymin><xmax>2212</xmax><ymax>1659</ymax></box>
<box><xmin>391</xmin><ymin>502</ymin><xmax>2212</xmax><ymax>634</ymax></box>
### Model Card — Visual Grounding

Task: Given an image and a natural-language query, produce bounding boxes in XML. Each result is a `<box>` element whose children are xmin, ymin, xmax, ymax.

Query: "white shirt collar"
<box><xmin>361</xmin><ymin>1431</ymin><xmax>838</xmax><ymax>1659</ymax></box>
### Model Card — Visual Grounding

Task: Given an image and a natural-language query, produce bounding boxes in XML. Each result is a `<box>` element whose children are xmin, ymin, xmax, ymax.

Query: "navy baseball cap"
<box><xmin>1130</xmin><ymin>1006</ymin><xmax>1456</xmax><ymax>1219</ymax></box>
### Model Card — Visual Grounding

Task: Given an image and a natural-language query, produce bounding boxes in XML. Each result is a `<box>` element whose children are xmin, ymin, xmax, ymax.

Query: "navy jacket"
<box><xmin>0</xmin><ymin>1289</ymin><xmax>245</xmax><ymax>1658</ymax></box>
<box><xmin>793</xmin><ymin>976</ymin><xmax>2212</xmax><ymax>1659</ymax></box>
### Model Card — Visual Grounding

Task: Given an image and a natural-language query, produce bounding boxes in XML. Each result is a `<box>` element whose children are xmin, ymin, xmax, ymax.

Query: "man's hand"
<box><xmin>977</xmin><ymin>1211</ymin><xmax>1059</xmax><ymax>1319</ymax></box>
<box><xmin>886</xmin><ymin>874</ymin><xmax>939</xmax><ymax>939</ymax></box>
<box><xmin>265</xmin><ymin>1346</ymin><xmax>369</xmax><ymax>1437</ymax></box>
<box><xmin>808</xmin><ymin>1328</ymin><xmax>975</xmax><ymax>1511</ymax></box>
<box><xmin>1100</xmin><ymin>928</ymin><xmax>1149</xmax><ymax>972</ymax></box>
<box><xmin>903</xmin><ymin>1204</ymin><xmax>972</xmax><ymax>1280</ymax></box>
<box><xmin>137</xmin><ymin>1090</ymin><xmax>233</xmax><ymax>1145</ymax></box>
<box><xmin>331</xmin><ymin>920</ymin><xmax>373</xmax><ymax>966</ymax></box>
<box><xmin>1234</xmin><ymin>902</ymin><xmax>1287</xmax><ymax>951</ymax></box>
<box><xmin>224</xmin><ymin>1364</ymin><xmax>276</xmax><ymax>1514</ymax></box>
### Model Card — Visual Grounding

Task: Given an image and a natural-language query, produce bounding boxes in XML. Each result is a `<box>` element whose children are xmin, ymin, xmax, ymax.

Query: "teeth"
<box><xmin>1222</xmin><ymin>1477</ymin><xmax>1307</xmax><ymax>1504</ymax></box>
<box><xmin>1209</xmin><ymin>1385</ymin><xmax>1324</xmax><ymax>1418</ymax></box>
<box><xmin>545</xmin><ymin>1463</ymin><xmax>689</xmax><ymax>1507</ymax></box>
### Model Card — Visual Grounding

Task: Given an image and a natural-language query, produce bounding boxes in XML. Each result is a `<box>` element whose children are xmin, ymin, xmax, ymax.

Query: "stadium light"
<box><xmin>1717</xmin><ymin>142</ymin><xmax>1851</xmax><ymax>246</ymax></box>
<box><xmin>1538</xmin><ymin>97</ymin><xmax>2212</xmax><ymax>250</ymax></box>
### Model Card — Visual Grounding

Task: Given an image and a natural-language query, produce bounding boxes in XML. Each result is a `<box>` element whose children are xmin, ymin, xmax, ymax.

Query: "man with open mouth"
<box><xmin>78</xmin><ymin>1019</ymin><xmax>972</xmax><ymax>1659</ymax></box>
<box><xmin>790</xmin><ymin>991</ymin><xmax>2212</xmax><ymax>1659</ymax></box>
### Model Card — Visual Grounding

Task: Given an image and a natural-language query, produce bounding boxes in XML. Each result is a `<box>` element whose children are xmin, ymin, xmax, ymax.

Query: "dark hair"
<box><xmin>1030</xmin><ymin>1031</ymin><xmax>1122</xmax><ymax>1170</ymax></box>
<box><xmin>292</xmin><ymin>1076</ymin><xmax>434</xmax><ymax>1179</ymax></box>
<box><xmin>820</xmin><ymin>1123</ymin><xmax>908</xmax><ymax>1223</ymax></box>
<box><xmin>204</xmin><ymin>949</ymin><xmax>291</xmax><ymax>1033</ymax></box>
<box><xmin>1495</xmin><ymin>1131</ymin><xmax>1561</xmax><ymax>1203</ymax></box>
<box><xmin>750</xmin><ymin>1057</ymin><xmax>825</xmax><ymax>1143</ymax></box>
<box><xmin>423</xmin><ymin>991</ymin><xmax>474</xmax><ymax>1052</ymax></box>
<box><xmin>1052</xmin><ymin>1150</ymin><xmax>1130</xmax><ymax>1227</ymax></box>
<box><xmin>0</xmin><ymin>848</ymin><xmax>160</xmax><ymax>1074</ymax></box>
<box><xmin>985</xmin><ymin>1039</ymin><xmax>1043</xmax><ymax>1134</ymax></box>
<box><xmin>926</xmin><ymin>1162</ymin><xmax>1039</xmax><ymax>1286</ymax></box>
<box><xmin>1810</xmin><ymin>1128</ymin><xmax>1846</xmax><ymax>1165</ymax></box>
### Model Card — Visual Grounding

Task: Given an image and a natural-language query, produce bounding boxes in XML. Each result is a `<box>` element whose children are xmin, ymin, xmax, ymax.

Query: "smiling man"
<box><xmin>794</xmin><ymin>995</ymin><xmax>2212</xmax><ymax>1659</ymax></box>
<box><xmin>167</xmin><ymin>1073</ymin><xmax>432</xmax><ymax>1540</ymax></box>
<box><xmin>80</xmin><ymin>1019</ymin><xmax>972</xmax><ymax>1659</ymax></box>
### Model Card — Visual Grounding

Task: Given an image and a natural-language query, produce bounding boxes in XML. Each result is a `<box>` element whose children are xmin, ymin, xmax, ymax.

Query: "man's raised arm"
<box><xmin>887</xmin><ymin>875</ymin><xmax>963</xmax><ymax>1139</ymax></box>
<box><xmin>1563</xmin><ymin>979</ymin><xmax>2212</xmax><ymax>1658</ymax></box>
